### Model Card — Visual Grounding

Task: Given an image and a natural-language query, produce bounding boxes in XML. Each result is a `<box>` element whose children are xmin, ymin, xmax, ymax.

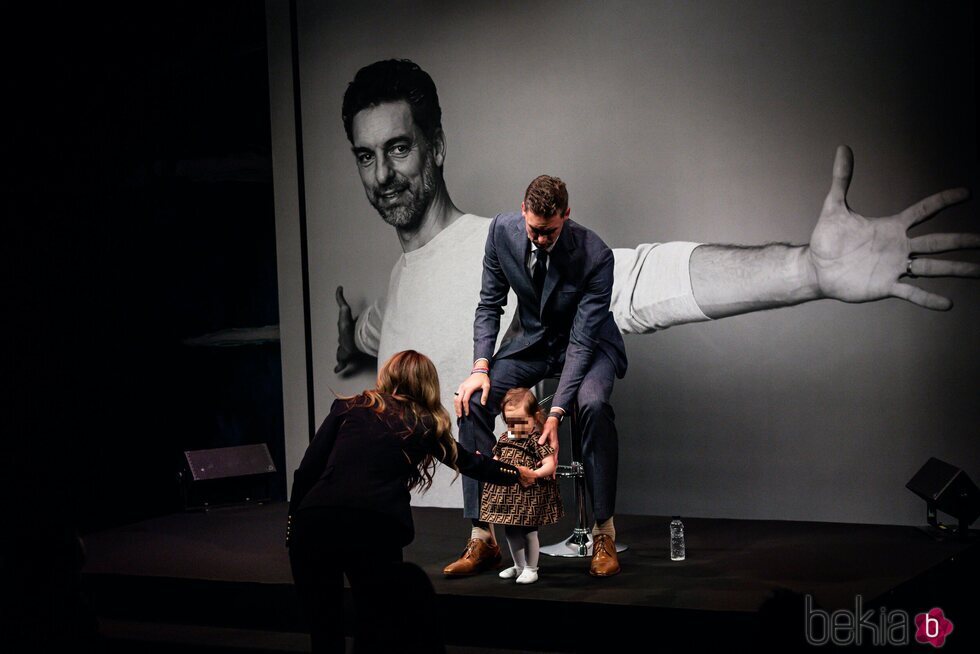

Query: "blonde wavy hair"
<box><xmin>343</xmin><ymin>350</ymin><xmax>459</xmax><ymax>492</ymax></box>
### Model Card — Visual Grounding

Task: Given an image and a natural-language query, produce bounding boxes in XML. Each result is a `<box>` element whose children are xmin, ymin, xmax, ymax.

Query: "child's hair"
<box><xmin>500</xmin><ymin>387</ymin><xmax>546</xmax><ymax>432</ymax></box>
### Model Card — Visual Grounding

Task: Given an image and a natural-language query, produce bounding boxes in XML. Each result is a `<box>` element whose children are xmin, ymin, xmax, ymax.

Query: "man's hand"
<box><xmin>537</xmin><ymin>416</ymin><xmax>561</xmax><ymax>469</ymax></box>
<box><xmin>333</xmin><ymin>285</ymin><xmax>377</xmax><ymax>375</ymax></box>
<box><xmin>454</xmin><ymin>373</ymin><xmax>490</xmax><ymax>417</ymax></box>
<box><xmin>334</xmin><ymin>286</ymin><xmax>359</xmax><ymax>373</ymax></box>
<box><xmin>808</xmin><ymin>146</ymin><xmax>978</xmax><ymax>310</ymax></box>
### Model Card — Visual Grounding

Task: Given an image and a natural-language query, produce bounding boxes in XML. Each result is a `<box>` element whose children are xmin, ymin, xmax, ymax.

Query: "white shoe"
<box><xmin>498</xmin><ymin>565</ymin><xmax>521</xmax><ymax>579</ymax></box>
<box><xmin>516</xmin><ymin>567</ymin><xmax>538</xmax><ymax>584</ymax></box>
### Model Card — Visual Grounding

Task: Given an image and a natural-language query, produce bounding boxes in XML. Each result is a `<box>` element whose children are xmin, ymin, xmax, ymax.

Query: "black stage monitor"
<box><xmin>178</xmin><ymin>444</ymin><xmax>277</xmax><ymax>511</ymax></box>
<box><xmin>906</xmin><ymin>457</ymin><xmax>980</xmax><ymax>540</ymax></box>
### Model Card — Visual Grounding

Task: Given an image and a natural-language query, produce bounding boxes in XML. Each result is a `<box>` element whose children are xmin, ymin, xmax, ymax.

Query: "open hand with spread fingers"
<box><xmin>808</xmin><ymin>146</ymin><xmax>979</xmax><ymax>310</ymax></box>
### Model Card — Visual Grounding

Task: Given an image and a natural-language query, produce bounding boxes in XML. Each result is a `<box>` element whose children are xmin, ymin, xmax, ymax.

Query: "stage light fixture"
<box><xmin>906</xmin><ymin>457</ymin><xmax>980</xmax><ymax>541</ymax></box>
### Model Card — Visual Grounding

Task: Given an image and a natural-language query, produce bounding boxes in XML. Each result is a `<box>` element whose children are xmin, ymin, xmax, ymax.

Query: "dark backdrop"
<box><xmin>6</xmin><ymin>1</ymin><xmax>282</xmax><ymax>536</ymax></box>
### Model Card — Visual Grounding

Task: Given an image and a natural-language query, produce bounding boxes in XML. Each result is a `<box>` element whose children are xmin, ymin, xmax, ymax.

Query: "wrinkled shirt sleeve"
<box><xmin>611</xmin><ymin>241</ymin><xmax>711</xmax><ymax>334</ymax></box>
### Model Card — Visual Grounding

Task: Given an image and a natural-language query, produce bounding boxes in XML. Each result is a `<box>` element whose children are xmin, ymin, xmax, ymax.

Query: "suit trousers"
<box><xmin>458</xmin><ymin>349</ymin><xmax>618</xmax><ymax>523</ymax></box>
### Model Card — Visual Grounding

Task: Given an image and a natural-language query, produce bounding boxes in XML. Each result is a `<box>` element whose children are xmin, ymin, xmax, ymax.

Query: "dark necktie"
<box><xmin>532</xmin><ymin>247</ymin><xmax>549</xmax><ymax>297</ymax></box>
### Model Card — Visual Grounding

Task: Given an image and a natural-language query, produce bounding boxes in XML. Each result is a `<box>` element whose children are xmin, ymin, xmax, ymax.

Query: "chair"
<box><xmin>536</xmin><ymin>377</ymin><xmax>628</xmax><ymax>558</ymax></box>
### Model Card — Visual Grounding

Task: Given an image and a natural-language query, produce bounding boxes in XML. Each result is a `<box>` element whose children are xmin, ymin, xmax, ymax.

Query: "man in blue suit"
<box><xmin>450</xmin><ymin>175</ymin><xmax>629</xmax><ymax>576</ymax></box>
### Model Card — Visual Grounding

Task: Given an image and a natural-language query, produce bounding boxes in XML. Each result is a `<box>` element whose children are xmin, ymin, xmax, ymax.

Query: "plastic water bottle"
<box><xmin>670</xmin><ymin>517</ymin><xmax>685</xmax><ymax>561</ymax></box>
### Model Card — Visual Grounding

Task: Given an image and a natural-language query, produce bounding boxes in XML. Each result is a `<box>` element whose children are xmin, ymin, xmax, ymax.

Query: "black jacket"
<box><xmin>287</xmin><ymin>394</ymin><xmax>520</xmax><ymax>547</ymax></box>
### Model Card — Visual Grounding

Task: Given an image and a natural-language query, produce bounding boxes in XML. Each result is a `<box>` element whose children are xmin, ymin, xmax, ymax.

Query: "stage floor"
<box><xmin>81</xmin><ymin>502</ymin><xmax>979</xmax><ymax>651</ymax></box>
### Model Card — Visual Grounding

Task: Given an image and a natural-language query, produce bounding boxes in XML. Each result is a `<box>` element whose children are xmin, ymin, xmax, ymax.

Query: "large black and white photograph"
<box><xmin>7</xmin><ymin>1</ymin><xmax>978</xmax><ymax>652</ymax></box>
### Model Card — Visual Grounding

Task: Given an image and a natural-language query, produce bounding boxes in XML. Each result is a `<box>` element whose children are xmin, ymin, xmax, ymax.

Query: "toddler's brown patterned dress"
<box><xmin>480</xmin><ymin>431</ymin><xmax>564</xmax><ymax>526</ymax></box>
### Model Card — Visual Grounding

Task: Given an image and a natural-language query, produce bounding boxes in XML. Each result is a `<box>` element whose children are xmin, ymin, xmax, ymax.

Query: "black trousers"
<box><xmin>288</xmin><ymin>507</ymin><xmax>444</xmax><ymax>654</ymax></box>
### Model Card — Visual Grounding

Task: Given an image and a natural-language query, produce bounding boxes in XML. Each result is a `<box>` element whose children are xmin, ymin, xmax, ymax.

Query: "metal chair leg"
<box><xmin>540</xmin><ymin>460</ymin><xmax>593</xmax><ymax>556</ymax></box>
<box><xmin>540</xmin><ymin>395</ymin><xmax>627</xmax><ymax>557</ymax></box>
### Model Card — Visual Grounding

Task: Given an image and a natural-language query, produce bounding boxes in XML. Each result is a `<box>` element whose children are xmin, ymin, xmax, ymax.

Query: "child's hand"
<box><xmin>536</xmin><ymin>453</ymin><xmax>558</xmax><ymax>481</ymax></box>
<box><xmin>516</xmin><ymin>466</ymin><xmax>538</xmax><ymax>488</ymax></box>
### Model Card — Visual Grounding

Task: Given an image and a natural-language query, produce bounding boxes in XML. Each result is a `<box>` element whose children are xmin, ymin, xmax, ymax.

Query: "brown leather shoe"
<box><xmin>589</xmin><ymin>534</ymin><xmax>621</xmax><ymax>577</ymax></box>
<box><xmin>443</xmin><ymin>538</ymin><xmax>502</xmax><ymax>577</ymax></box>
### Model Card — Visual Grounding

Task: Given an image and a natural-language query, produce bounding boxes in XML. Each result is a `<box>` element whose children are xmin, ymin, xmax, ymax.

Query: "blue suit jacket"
<box><xmin>473</xmin><ymin>212</ymin><xmax>628</xmax><ymax>410</ymax></box>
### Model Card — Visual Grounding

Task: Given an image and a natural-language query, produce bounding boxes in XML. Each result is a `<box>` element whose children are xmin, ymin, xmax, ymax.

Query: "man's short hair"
<box><xmin>524</xmin><ymin>175</ymin><xmax>569</xmax><ymax>218</ymax></box>
<box><xmin>342</xmin><ymin>59</ymin><xmax>443</xmax><ymax>145</ymax></box>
